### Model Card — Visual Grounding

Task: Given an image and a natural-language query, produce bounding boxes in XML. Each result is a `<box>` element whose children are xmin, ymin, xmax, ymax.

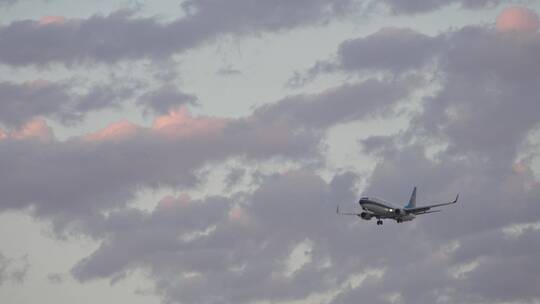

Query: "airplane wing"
<box><xmin>406</xmin><ymin>194</ymin><xmax>459</xmax><ymax>214</ymax></box>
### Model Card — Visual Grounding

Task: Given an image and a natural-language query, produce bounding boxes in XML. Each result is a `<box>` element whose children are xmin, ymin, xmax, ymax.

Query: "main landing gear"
<box><xmin>376</xmin><ymin>220</ymin><xmax>383</xmax><ymax>225</ymax></box>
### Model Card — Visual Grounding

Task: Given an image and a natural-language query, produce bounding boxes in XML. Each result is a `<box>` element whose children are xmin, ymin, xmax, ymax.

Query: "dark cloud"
<box><xmin>70</xmin><ymin>171</ymin><xmax>365</xmax><ymax>304</ymax></box>
<box><xmin>256</xmin><ymin>77</ymin><xmax>418</xmax><ymax>129</ymax></box>
<box><xmin>68</xmin><ymin>140</ymin><xmax>540</xmax><ymax>304</ymax></box>
<box><xmin>415</xmin><ymin>26</ymin><xmax>540</xmax><ymax>162</ymax></box>
<box><xmin>289</xmin><ymin>27</ymin><xmax>442</xmax><ymax>86</ymax></box>
<box><xmin>0</xmin><ymin>125</ymin><xmax>311</xmax><ymax>231</ymax></box>
<box><xmin>0</xmin><ymin>79</ymin><xmax>137</xmax><ymax>126</ymax></box>
<box><xmin>0</xmin><ymin>0</ymin><xmax>16</xmax><ymax>7</ymax></box>
<box><xmin>336</xmin><ymin>27</ymin><xmax>442</xmax><ymax>73</ymax></box>
<box><xmin>329</xmin><ymin>141</ymin><xmax>540</xmax><ymax>304</ymax></box>
<box><xmin>3</xmin><ymin>8</ymin><xmax>540</xmax><ymax>303</ymax></box>
<box><xmin>376</xmin><ymin>0</ymin><xmax>503</xmax><ymax>15</ymax></box>
<box><xmin>338</xmin><ymin>23</ymin><xmax>540</xmax><ymax>304</ymax></box>
<box><xmin>0</xmin><ymin>1</ymin><xmax>356</xmax><ymax>65</ymax></box>
<box><xmin>0</xmin><ymin>77</ymin><xmax>409</xmax><ymax>234</ymax></box>
<box><xmin>136</xmin><ymin>84</ymin><xmax>198</xmax><ymax>115</ymax></box>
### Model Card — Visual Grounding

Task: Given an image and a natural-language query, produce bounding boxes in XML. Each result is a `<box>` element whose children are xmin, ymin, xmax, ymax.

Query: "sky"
<box><xmin>0</xmin><ymin>0</ymin><xmax>540</xmax><ymax>303</ymax></box>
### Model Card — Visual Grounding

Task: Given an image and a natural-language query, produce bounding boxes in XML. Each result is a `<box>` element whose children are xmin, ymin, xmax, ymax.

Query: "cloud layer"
<box><xmin>1</xmin><ymin>3</ymin><xmax>540</xmax><ymax>304</ymax></box>
<box><xmin>0</xmin><ymin>1</ymin><xmax>355</xmax><ymax>66</ymax></box>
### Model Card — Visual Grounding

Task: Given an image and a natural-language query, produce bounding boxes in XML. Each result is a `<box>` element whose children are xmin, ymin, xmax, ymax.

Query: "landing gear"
<box><xmin>376</xmin><ymin>220</ymin><xmax>383</xmax><ymax>225</ymax></box>
<box><xmin>397</xmin><ymin>219</ymin><xmax>402</xmax><ymax>223</ymax></box>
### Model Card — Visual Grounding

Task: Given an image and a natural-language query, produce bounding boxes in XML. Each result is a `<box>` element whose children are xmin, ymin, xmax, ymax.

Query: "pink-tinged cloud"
<box><xmin>25</xmin><ymin>79</ymin><xmax>51</xmax><ymax>88</ymax></box>
<box><xmin>228</xmin><ymin>205</ymin><xmax>251</xmax><ymax>225</ymax></box>
<box><xmin>84</xmin><ymin>120</ymin><xmax>139</xmax><ymax>142</ymax></box>
<box><xmin>496</xmin><ymin>7</ymin><xmax>540</xmax><ymax>33</ymax></box>
<box><xmin>11</xmin><ymin>117</ymin><xmax>54</xmax><ymax>142</ymax></box>
<box><xmin>152</xmin><ymin>106</ymin><xmax>228</xmax><ymax>137</ymax></box>
<box><xmin>157</xmin><ymin>194</ymin><xmax>191</xmax><ymax>209</ymax></box>
<box><xmin>0</xmin><ymin>128</ymin><xmax>7</xmax><ymax>140</ymax></box>
<box><xmin>38</xmin><ymin>16</ymin><xmax>66</xmax><ymax>26</ymax></box>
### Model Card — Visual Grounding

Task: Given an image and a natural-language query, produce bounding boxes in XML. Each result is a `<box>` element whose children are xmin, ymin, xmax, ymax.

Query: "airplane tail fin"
<box><xmin>405</xmin><ymin>187</ymin><xmax>417</xmax><ymax>209</ymax></box>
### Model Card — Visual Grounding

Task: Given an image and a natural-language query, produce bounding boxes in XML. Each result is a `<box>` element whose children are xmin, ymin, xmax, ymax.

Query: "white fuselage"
<box><xmin>359</xmin><ymin>197</ymin><xmax>415</xmax><ymax>222</ymax></box>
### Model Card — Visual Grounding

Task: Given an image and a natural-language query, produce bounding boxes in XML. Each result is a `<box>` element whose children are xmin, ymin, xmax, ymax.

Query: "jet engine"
<box><xmin>359</xmin><ymin>212</ymin><xmax>373</xmax><ymax>220</ymax></box>
<box><xmin>394</xmin><ymin>208</ymin><xmax>403</xmax><ymax>215</ymax></box>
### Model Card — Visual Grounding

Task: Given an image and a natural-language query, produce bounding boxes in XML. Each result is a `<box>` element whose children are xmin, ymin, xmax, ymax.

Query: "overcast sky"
<box><xmin>1</xmin><ymin>1</ymin><xmax>540</xmax><ymax>303</ymax></box>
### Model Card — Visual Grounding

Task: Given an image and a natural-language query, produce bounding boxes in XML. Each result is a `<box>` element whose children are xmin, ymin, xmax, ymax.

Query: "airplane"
<box><xmin>337</xmin><ymin>187</ymin><xmax>458</xmax><ymax>225</ymax></box>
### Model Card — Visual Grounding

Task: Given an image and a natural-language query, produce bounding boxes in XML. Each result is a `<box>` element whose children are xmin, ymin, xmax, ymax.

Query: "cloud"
<box><xmin>313</xmin><ymin>27</ymin><xmax>442</xmax><ymax>76</ymax></box>
<box><xmin>0</xmin><ymin>0</ymin><xmax>16</xmax><ymax>7</ymax></box>
<box><xmin>136</xmin><ymin>85</ymin><xmax>198</xmax><ymax>115</ymax></box>
<box><xmin>496</xmin><ymin>6</ymin><xmax>540</xmax><ymax>33</ymax></box>
<box><xmin>84</xmin><ymin>120</ymin><xmax>139</xmax><ymax>142</ymax></box>
<box><xmin>0</xmin><ymin>77</ymin><xmax>409</xmax><ymax>232</ymax></box>
<box><xmin>414</xmin><ymin>25</ymin><xmax>540</xmax><ymax>162</ymax></box>
<box><xmin>337</xmin><ymin>15</ymin><xmax>540</xmax><ymax>303</ymax></box>
<box><xmin>0</xmin><ymin>79</ymin><xmax>137</xmax><ymax>126</ymax></box>
<box><xmin>38</xmin><ymin>16</ymin><xmax>66</xmax><ymax>26</ymax></box>
<box><xmin>151</xmin><ymin>106</ymin><xmax>227</xmax><ymax>138</ymax></box>
<box><xmin>376</xmin><ymin>0</ymin><xmax>502</xmax><ymax>15</ymax></box>
<box><xmin>70</xmin><ymin>171</ymin><xmax>365</xmax><ymax>304</ymax></box>
<box><xmin>10</xmin><ymin>117</ymin><xmax>55</xmax><ymax>142</ymax></box>
<box><xmin>0</xmin><ymin>1</ymin><xmax>356</xmax><ymax>65</ymax></box>
<box><xmin>256</xmin><ymin>77</ymin><xmax>417</xmax><ymax>129</ymax></box>
<box><xmin>4</xmin><ymin>7</ymin><xmax>540</xmax><ymax>303</ymax></box>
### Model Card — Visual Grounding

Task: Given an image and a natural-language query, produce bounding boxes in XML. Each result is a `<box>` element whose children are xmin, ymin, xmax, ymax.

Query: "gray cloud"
<box><xmin>0</xmin><ymin>0</ymin><xmax>510</xmax><ymax>67</ymax></box>
<box><xmin>136</xmin><ymin>84</ymin><xmax>198</xmax><ymax>115</ymax></box>
<box><xmin>376</xmin><ymin>0</ymin><xmax>503</xmax><ymax>15</ymax></box>
<box><xmin>3</xmin><ymin>8</ymin><xmax>540</xmax><ymax>303</ymax></box>
<box><xmin>0</xmin><ymin>79</ymin><xmax>137</xmax><ymax>126</ymax></box>
<box><xmin>256</xmin><ymin>77</ymin><xmax>418</xmax><ymax>129</ymax></box>
<box><xmin>72</xmin><ymin>21</ymin><xmax>540</xmax><ymax>304</ymax></box>
<box><xmin>338</xmin><ymin>23</ymin><xmax>540</xmax><ymax>304</ymax></box>
<box><xmin>336</xmin><ymin>27</ymin><xmax>442</xmax><ymax>73</ymax></box>
<box><xmin>415</xmin><ymin>26</ymin><xmax>540</xmax><ymax>162</ymax></box>
<box><xmin>289</xmin><ymin>27</ymin><xmax>442</xmax><ymax>86</ymax></box>
<box><xmin>0</xmin><ymin>77</ymin><xmax>409</xmax><ymax>235</ymax></box>
<box><xmin>329</xmin><ymin>140</ymin><xmax>540</xmax><ymax>304</ymax></box>
<box><xmin>0</xmin><ymin>1</ymin><xmax>356</xmax><ymax>65</ymax></box>
<box><xmin>0</xmin><ymin>0</ymin><xmax>16</xmax><ymax>7</ymax></box>
<box><xmin>70</xmin><ymin>171</ymin><xmax>364</xmax><ymax>304</ymax></box>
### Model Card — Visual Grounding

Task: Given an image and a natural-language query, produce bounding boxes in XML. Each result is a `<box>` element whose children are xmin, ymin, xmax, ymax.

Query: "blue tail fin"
<box><xmin>405</xmin><ymin>187</ymin><xmax>416</xmax><ymax>209</ymax></box>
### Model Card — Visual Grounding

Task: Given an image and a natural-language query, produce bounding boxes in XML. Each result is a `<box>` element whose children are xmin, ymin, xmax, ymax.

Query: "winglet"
<box><xmin>336</xmin><ymin>205</ymin><xmax>340</xmax><ymax>215</ymax></box>
<box><xmin>452</xmin><ymin>194</ymin><xmax>459</xmax><ymax>204</ymax></box>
